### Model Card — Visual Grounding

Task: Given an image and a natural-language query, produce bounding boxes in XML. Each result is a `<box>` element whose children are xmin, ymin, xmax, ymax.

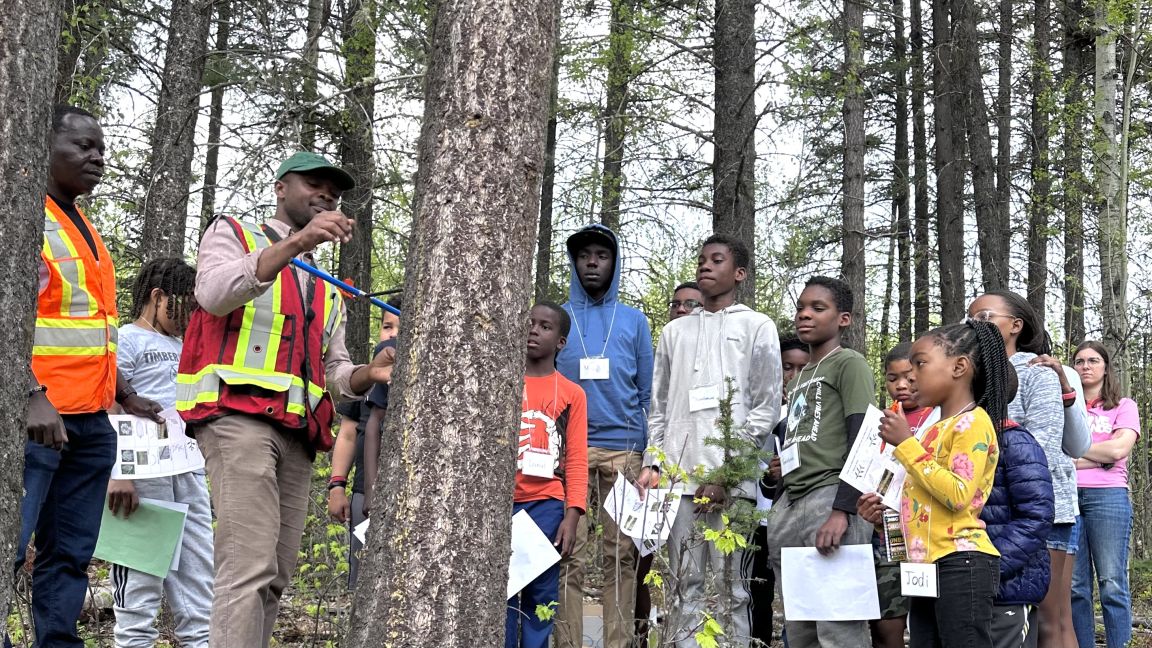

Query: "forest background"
<box><xmin>5</xmin><ymin>0</ymin><xmax>1152</xmax><ymax>643</ymax></box>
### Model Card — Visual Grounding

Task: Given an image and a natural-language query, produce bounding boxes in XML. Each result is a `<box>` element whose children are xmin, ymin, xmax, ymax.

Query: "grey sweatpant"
<box><xmin>763</xmin><ymin>484</ymin><xmax>871</xmax><ymax>648</ymax></box>
<box><xmin>111</xmin><ymin>471</ymin><xmax>214</xmax><ymax>648</ymax></box>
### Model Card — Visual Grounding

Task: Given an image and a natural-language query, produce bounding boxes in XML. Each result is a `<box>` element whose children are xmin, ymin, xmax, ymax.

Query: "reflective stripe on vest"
<box><xmin>174</xmin><ymin>218</ymin><xmax>335</xmax><ymax>415</ymax></box>
<box><xmin>35</xmin><ymin>208</ymin><xmax>115</xmax><ymax>356</ymax></box>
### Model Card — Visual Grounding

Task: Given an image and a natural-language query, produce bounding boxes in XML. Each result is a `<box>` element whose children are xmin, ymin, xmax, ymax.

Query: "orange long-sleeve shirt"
<box><xmin>517</xmin><ymin>372</ymin><xmax>588</xmax><ymax>511</ymax></box>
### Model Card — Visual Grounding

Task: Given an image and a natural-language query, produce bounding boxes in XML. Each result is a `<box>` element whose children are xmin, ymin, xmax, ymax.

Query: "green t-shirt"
<box><xmin>780</xmin><ymin>347</ymin><xmax>875</xmax><ymax>499</ymax></box>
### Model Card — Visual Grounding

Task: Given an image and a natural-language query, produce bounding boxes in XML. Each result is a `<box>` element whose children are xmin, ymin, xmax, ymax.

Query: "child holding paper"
<box><xmin>506</xmin><ymin>303</ymin><xmax>588</xmax><ymax>648</ymax></box>
<box><xmin>106</xmin><ymin>258</ymin><xmax>213</xmax><ymax>648</ymax></box>
<box><xmin>637</xmin><ymin>234</ymin><xmax>781</xmax><ymax>648</ymax></box>
<box><xmin>860</xmin><ymin>320</ymin><xmax>1010</xmax><ymax>648</ymax></box>
<box><xmin>869</xmin><ymin>343</ymin><xmax>934</xmax><ymax>648</ymax></box>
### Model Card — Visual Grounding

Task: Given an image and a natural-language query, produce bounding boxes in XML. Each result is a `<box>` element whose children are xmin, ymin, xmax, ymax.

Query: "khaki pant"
<box><xmin>555</xmin><ymin>447</ymin><xmax>642</xmax><ymax>648</ymax></box>
<box><xmin>196</xmin><ymin>414</ymin><xmax>313</xmax><ymax>648</ymax></box>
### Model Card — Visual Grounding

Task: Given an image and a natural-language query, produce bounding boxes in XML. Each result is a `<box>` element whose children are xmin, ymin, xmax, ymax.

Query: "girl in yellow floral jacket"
<box><xmin>862</xmin><ymin>319</ymin><xmax>1013</xmax><ymax>648</ymax></box>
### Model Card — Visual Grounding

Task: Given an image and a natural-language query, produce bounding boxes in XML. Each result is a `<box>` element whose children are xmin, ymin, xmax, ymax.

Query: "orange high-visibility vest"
<box><xmin>176</xmin><ymin>217</ymin><xmax>344</xmax><ymax>451</ymax></box>
<box><xmin>34</xmin><ymin>196</ymin><xmax>119</xmax><ymax>414</ymax></box>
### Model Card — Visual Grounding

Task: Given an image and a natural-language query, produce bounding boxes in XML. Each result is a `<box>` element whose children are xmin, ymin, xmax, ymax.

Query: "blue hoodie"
<box><xmin>556</xmin><ymin>224</ymin><xmax>654</xmax><ymax>452</ymax></box>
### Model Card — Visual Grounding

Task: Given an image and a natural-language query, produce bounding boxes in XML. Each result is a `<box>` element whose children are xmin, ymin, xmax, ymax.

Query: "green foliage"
<box><xmin>694</xmin><ymin>613</ymin><xmax>725</xmax><ymax>648</ymax></box>
<box><xmin>534</xmin><ymin>601</ymin><xmax>558</xmax><ymax>622</ymax></box>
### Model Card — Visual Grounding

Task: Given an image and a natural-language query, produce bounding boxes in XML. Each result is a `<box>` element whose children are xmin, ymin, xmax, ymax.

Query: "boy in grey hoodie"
<box><xmin>638</xmin><ymin>234</ymin><xmax>781</xmax><ymax>648</ymax></box>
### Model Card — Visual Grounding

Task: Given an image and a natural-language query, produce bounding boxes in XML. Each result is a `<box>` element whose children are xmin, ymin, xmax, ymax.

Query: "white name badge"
<box><xmin>688</xmin><ymin>384</ymin><xmax>721</xmax><ymax>412</ymax></box>
<box><xmin>521</xmin><ymin>449</ymin><xmax>554</xmax><ymax>479</ymax></box>
<box><xmin>779</xmin><ymin>442</ymin><xmax>801</xmax><ymax>476</ymax></box>
<box><xmin>900</xmin><ymin>562</ymin><xmax>939</xmax><ymax>598</ymax></box>
<box><xmin>580</xmin><ymin>357</ymin><xmax>610</xmax><ymax>380</ymax></box>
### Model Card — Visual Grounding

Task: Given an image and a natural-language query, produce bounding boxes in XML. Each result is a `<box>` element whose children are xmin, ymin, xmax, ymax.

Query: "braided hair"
<box><xmin>129</xmin><ymin>258</ymin><xmax>197</xmax><ymax>327</ymax></box>
<box><xmin>923</xmin><ymin>319</ymin><xmax>1013</xmax><ymax>437</ymax></box>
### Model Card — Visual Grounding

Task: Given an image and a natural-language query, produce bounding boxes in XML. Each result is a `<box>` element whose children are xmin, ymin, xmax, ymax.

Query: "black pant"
<box><xmin>909</xmin><ymin>551</ymin><xmax>1000</xmax><ymax>648</ymax></box>
<box><xmin>750</xmin><ymin>524</ymin><xmax>775</xmax><ymax>646</ymax></box>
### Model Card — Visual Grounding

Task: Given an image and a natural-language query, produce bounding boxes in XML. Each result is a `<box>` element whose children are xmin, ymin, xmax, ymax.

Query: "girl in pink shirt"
<box><xmin>1070</xmin><ymin>341</ymin><xmax>1139</xmax><ymax>648</ymax></box>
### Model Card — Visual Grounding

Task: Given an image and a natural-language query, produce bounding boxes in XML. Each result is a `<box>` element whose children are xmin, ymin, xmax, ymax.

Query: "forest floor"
<box><xmin>6</xmin><ymin>485</ymin><xmax>1152</xmax><ymax>647</ymax></box>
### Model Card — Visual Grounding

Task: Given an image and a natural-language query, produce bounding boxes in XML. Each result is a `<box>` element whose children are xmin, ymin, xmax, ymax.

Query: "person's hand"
<box><xmin>1029</xmin><ymin>354</ymin><xmax>1073</xmax><ymax>392</ymax></box>
<box><xmin>857</xmin><ymin>493</ymin><xmax>885</xmax><ymax>526</ymax></box>
<box><xmin>107</xmin><ymin>479</ymin><xmax>139</xmax><ymax>518</ymax></box>
<box><xmin>878</xmin><ymin>409</ymin><xmax>912</xmax><ymax>447</ymax></box>
<box><xmin>767</xmin><ymin>456</ymin><xmax>782</xmax><ymax>480</ymax></box>
<box><xmin>554</xmin><ymin>509</ymin><xmax>581</xmax><ymax>557</ymax></box>
<box><xmin>328</xmin><ymin>486</ymin><xmax>350</xmax><ymax>523</ymax></box>
<box><xmin>293</xmin><ymin>211</ymin><xmax>355</xmax><ymax>251</ymax></box>
<box><xmin>815</xmin><ymin>510</ymin><xmax>849</xmax><ymax>555</ymax></box>
<box><xmin>27</xmin><ymin>392</ymin><xmax>67</xmax><ymax>449</ymax></box>
<box><xmin>367</xmin><ymin>345</ymin><xmax>396</xmax><ymax>384</ymax></box>
<box><xmin>120</xmin><ymin>393</ymin><xmax>164</xmax><ymax>423</ymax></box>
<box><xmin>694</xmin><ymin>484</ymin><xmax>728</xmax><ymax>514</ymax></box>
<box><xmin>635</xmin><ymin>467</ymin><xmax>660</xmax><ymax>498</ymax></box>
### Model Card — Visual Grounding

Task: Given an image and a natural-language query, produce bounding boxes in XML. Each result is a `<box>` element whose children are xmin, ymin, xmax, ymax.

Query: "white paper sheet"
<box><xmin>141</xmin><ymin>498</ymin><xmax>189</xmax><ymax>570</ymax></box>
<box><xmin>602</xmin><ymin>473</ymin><xmax>682</xmax><ymax>548</ymax></box>
<box><xmin>352</xmin><ymin>518</ymin><xmax>370</xmax><ymax>545</ymax></box>
<box><xmin>781</xmin><ymin>545</ymin><xmax>881</xmax><ymax>621</ymax></box>
<box><xmin>507</xmin><ymin>510</ymin><xmax>561</xmax><ymax>599</ymax></box>
<box><xmin>839</xmin><ymin>405</ymin><xmax>941</xmax><ymax>510</ymax></box>
<box><xmin>110</xmin><ymin>409</ymin><xmax>205</xmax><ymax>479</ymax></box>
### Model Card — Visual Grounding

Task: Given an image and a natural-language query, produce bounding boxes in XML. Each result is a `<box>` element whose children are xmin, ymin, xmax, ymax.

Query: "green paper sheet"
<box><xmin>93</xmin><ymin>501</ymin><xmax>187</xmax><ymax>578</ymax></box>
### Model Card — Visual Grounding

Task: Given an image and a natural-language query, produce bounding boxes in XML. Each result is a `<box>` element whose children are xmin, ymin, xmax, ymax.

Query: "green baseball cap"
<box><xmin>274</xmin><ymin>151</ymin><xmax>355</xmax><ymax>191</ymax></box>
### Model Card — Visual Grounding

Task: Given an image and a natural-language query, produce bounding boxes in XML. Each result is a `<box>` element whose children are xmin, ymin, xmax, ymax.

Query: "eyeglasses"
<box><xmin>669</xmin><ymin>299</ymin><xmax>702</xmax><ymax>310</ymax></box>
<box><xmin>1073</xmin><ymin>357</ymin><xmax>1104</xmax><ymax>367</ymax></box>
<box><xmin>969</xmin><ymin>310</ymin><xmax>1020</xmax><ymax>323</ymax></box>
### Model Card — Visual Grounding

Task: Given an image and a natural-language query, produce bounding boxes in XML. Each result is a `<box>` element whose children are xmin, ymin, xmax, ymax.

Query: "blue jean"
<box><xmin>506</xmin><ymin>499</ymin><xmax>564</xmax><ymax>648</ymax></box>
<box><xmin>1071</xmin><ymin>488</ymin><xmax>1132</xmax><ymax>648</ymax></box>
<box><xmin>12</xmin><ymin>413</ymin><xmax>116</xmax><ymax>647</ymax></box>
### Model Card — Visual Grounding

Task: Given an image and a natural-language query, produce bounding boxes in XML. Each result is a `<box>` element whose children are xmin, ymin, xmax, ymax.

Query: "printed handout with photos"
<box><xmin>603</xmin><ymin>472</ymin><xmax>683</xmax><ymax>556</ymax></box>
<box><xmin>839</xmin><ymin>405</ymin><xmax>940</xmax><ymax>510</ymax></box>
<box><xmin>110</xmin><ymin>408</ymin><xmax>204</xmax><ymax>479</ymax></box>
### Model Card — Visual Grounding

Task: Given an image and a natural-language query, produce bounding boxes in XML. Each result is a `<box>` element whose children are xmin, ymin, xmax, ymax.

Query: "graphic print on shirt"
<box><xmin>786</xmin><ymin>377</ymin><xmax>822</xmax><ymax>443</ymax></box>
<box><xmin>1087</xmin><ymin>411</ymin><xmax>1112</xmax><ymax>437</ymax></box>
<box><xmin>519</xmin><ymin>405</ymin><xmax>570</xmax><ymax>472</ymax></box>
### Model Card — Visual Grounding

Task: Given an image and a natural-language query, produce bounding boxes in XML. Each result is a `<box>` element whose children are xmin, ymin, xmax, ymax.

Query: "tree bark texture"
<box><xmin>952</xmin><ymin>0</ymin><xmax>1008</xmax><ymax>292</ymax></box>
<box><xmin>841</xmin><ymin>0</ymin><xmax>866</xmax><ymax>352</ymax></box>
<box><xmin>712</xmin><ymin>0</ymin><xmax>757</xmax><ymax>307</ymax></box>
<box><xmin>894</xmin><ymin>0</ymin><xmax>911</xmax><ymax>342</ymax></box>
<box><xmin>300</xmin><ymin>0</ymin><xmax>327</xmax><ymax>150</ymax></box>
<box><xmin>910</xmin><ymin>0</ymin><xmax>930</xmax><ymax>335</ymax></box>
<box><xmin>138</xmin><ymin>0</ymin><xmax>213</xmax><ymax>261</ymax></box>
<box><xmin>1093</xmin><ymin>0</ymin><xmax>1128</xmax><ymax>386</ymax></box>
<box><xmin>344</xmin><ymin>0</ymin><xmax>559</xmax><ymax>644</ymax></box>
<box><xmin>932</xmin><ymin>0</ymin><xmax>965</xmax><ymax>325</ymax></box>
<box><xmin>200</xmin><ymin>0</ymin><xmax>231</xmax><ymax>231</ymax></box>
<box><xmin>1061</xmin><ymin>0</ymin><xmax>1088</xmax><ymax>350</ymax></box>
<box><xmin>995</xmin><ymin>0</ymin><xmax>1012</xmax><ymax>266</ymax></box>
<box><xmin>54</xmin><ymin>0</ymin><xmax>105</xmax><ymax>105</ymax></box>
<box><xmin>1027</xmin><ymin>0</ymin><xmax>1052</xmax><ymax>321</ymax></box>
<box><xmin>337</xmin><ymin>0</ymin><xmax>376</xmax><ymax>364</ymax></box>
<box><xmin>599</xmin><ymin>0</ymin><xmax>637</xmax><ymax>233</ymax></box>
<box><xmin>536</xmin><ymin>26</ymin><xmax>561</xmax><ymax>303</ymax></box>
<box><xmin>0</xmin><ymin>0</ymin><xmax>64</xmax><ymax>618</ymax></box>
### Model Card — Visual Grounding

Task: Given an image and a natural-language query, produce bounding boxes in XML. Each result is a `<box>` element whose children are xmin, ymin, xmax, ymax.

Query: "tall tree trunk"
<box><xmin>952</xmin><ymin>0</ymin><xmax>1008</xmax><ymax>291</ymax></box>
<box><xmin>536</xmin><ymin>27</ymin><xmax>561</xmax><ymax>303</ymax></box>
<box><xmin>881</xmin><ymin>205</ymin><xmax>896</xmax><ymax>343</ymax></box>
<box><xmin>300</xmin><ymin>0</ymin><xmax>327</xmax><ymax>150</ymax></box>
<box><xmin>1027</xmin><ymin>0</ymin><xmax>1052</xmax><ymax>319</ymax></box>
<box><xmin>200</xmin><ymin>0</ymin><xmax>231</xmax><ymax>231</ymax></box>
<box><xmin>910</xmin><ymin>0</ymin><xmax>930</xmax><ymax>335</ymax></box>
<box><xmin>1094</xmin><ymin>0</ymin><xmax>1128</xmax><ymax>387</ymax></box>
<box><xmin>0</xmin><ymin>0</ymin><xmax>65</xmax><ymax>618</ymax></box>
<box><xmin>1061</xmin><ymin>0</ymin><xmax>1088</xmax><ymax>349</ymax></box>
<box><xmin>138</xmin><ymin>0</ymin><xmax>213</xmax><ymax>261</ymax></box>
<box><xmin>841</xmin><ymin>0</ymin><xmax>866</xmax><ymax>351</ymax></box>
<box><xmin>54</xmin><ymin>0</ymin><xmax>106</xmax><ymax>105</ymax></box>
<box><xmin>933</xmin><ymin>0</ymin><xmax>965</xmax><ymax>324</ymax></box>
<box><xmin>894</xmin><ymin>0</ymin><xmax>911</xmax><ymax>342</ymax></box>
<box><xmin>599</xmin><ymin>0</ymin><xmax>636</xmax><ymax>233</ymax></box>
<box><xmin>995</xmin><ymin>0</ymin><xmax>1012</xmax><ymax>264</ymax></box>
<box><xmin>344</xmin><ymin>0</ymin><xmax>559</xmax><ymax>643</ymax></box>
<box><xmin>712</xmin><ymin>0</ymin><xmax>757</xmax><ymax>306</ymax></box>
<box><xmin>336</xmin><ymin>0</ymin><xmax>376</xmax><ymax>364</ymax></box>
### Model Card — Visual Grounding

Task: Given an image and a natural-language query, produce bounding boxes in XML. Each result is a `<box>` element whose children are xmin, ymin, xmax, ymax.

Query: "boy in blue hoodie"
<box><xmin>555</xmin><ymin>224</ymin><xmax>654</xmax><ymax>648</ymax></box>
